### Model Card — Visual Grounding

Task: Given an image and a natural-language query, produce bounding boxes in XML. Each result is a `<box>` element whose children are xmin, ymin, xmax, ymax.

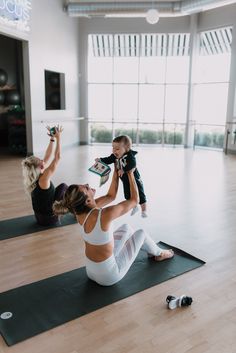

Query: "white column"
<box><xmin>225</xmin><ymin>23</ymin><xmax>236</xmax><ymax>153</ymax></box>
<box><xmin>79</xmin><ymin>21</ymin><xmax>89</xmax><ymax>145</ymax></box>
<box><xmin>184</xmin><ymin>14</ymin><xmax>198</xmax><ymax>148</ymax></box>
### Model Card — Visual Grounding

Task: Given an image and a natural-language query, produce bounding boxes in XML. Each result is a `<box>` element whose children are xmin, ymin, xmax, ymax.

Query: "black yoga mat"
<box><xmin>0</xmin><ymin>214</ymin><xmax>77</xmax><ymax>240</ymax></box>
<box><xmin>0</xmin><ymin>242</ymin><xmax>205</xmax><ymax>346</ymax></box>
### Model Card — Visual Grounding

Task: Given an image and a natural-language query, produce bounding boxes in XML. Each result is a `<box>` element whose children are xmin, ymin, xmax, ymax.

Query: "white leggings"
<box><xmin>85</xmin><ymin>224</ymin><xmax>163</xmax><ymax>286</ymax></box>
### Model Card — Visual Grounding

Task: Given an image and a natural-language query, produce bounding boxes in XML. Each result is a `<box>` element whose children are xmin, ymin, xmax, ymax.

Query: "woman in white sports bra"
<box><xmin>53</xmin><ymin>168</ymin><xmax>174</xmax><ymax>286</ymax></box>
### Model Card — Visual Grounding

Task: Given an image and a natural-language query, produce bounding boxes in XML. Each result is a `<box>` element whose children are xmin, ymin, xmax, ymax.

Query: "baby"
<box><xmin>96</xmin><ymin>135</ymin><xmax>147</xmax><ymax>217</ymax></box>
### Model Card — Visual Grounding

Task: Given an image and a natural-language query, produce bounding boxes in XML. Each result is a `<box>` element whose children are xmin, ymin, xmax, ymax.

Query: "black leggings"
<box><xmin>35</xmin><ymin>183</ymin><xmax>68</xmax><ymax>226</ymax></box>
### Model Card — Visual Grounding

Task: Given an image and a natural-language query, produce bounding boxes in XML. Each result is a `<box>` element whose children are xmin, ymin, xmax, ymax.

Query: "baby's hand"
<box><xmin>127</xmin><ymin>168</ymin><xmax>135</xmax><ymax>175</ymax></box>
<box><xmin>95</xmin><ymin>158</ymin><xmax>100</xmax><ymax>162</ymax></box>
<box><xmin>54</xmin><ymin>125</ymin><xmax>63</xmax><ymax>138</ymax></box>
<box><xmin>118</xmin><ymin>170</ymin><xmax>124</xmax><ymax>177</ymax></box>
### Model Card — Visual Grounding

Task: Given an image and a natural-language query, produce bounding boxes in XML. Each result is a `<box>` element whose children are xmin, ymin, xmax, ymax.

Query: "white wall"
<box><xmin>0</xmin><ymin>0</ymin><xmax>81</xmax><ymax>154</ymax></box>
<box><xmin>28</xmin><ymin>0</ymin><xmax>80</xmax><ymax>154</ymax></box>
<box><xmin>198</xmin><ymin>3</ymin><xmax>236</xmax><ymax>30</ymax></box>
<box><xmin>78</xmin><ymin>16</ymin><xmax>190</xmax><ymax>35</ymax></box>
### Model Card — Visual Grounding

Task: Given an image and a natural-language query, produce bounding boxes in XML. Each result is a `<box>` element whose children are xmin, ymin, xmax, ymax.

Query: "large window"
<box><xmin>88</xmin><ymin>33</ymin><xmax>190</xmax><ymax>145</ymax></box>
<box><xmin>192</xmin><ymin>27</ymin><xmax>232</xmax><ymax>149</ymax></box>
<box><xmin>88</xmin><ymin>29</ymin><xmax>232</xmax><ymax>149</ymax></box>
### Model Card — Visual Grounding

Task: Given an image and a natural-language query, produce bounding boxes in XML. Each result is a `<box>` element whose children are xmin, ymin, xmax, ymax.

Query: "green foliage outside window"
<box><xmin>90</xmin><ymin>125</ymin><xmax>184</xmax><ymax>145</ymax></box>
<box><xmin>194</xmin><ymin>132</ymin><xmax>224</xmax><ymax>148</ymax></box>
<box><xmin>90</xmin><ymin>125</ymin><xmax>224</xmax><ymax>148</ymax></box>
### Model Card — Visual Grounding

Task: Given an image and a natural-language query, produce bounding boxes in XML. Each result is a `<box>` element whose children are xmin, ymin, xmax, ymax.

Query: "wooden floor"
<box><xmin>0</xmin><ymin>145</ymin><xmax>236</xmax><ymax>353</ymax></box>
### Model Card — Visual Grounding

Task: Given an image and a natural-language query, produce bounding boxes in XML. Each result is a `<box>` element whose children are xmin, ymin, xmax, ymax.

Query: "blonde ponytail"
<box><xmin>53</xmin><ymin>184</ymin><xmax>91</xmax><ymax>216</ymax></box>
<box><xmin>21</xmin><ymin>156</ymin><xmax>41</xmax><ymax>195</ymax></box>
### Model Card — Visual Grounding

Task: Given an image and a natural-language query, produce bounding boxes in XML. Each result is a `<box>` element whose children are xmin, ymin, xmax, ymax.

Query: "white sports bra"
<box><xmin>78</xmin><ymin>207</ymin><xmax>113</xmax><ymax>246</ymax></box>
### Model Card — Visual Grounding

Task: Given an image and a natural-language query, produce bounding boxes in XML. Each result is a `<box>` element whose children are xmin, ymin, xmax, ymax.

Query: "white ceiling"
<box><xmin>69</xmin><ymin>0</ymin><xmax>180</xmax><ymax>3</ymax></box>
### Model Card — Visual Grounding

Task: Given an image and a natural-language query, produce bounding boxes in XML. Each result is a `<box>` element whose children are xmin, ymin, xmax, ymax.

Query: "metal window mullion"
<box><xmin>225</xmin><ymin>27</ymin><xmax>232</xmax><ymax>44</ymax></box>
<box><xmin>125</xmin><ymin>34</ymin><xmax>129</xmax><ymax>57</ymax></box>
<box><xmin>101</xmin><ymin>35</ymin><xmax>106</xmax><ymax>57</ymax></box>
<box><xmin>112</xmin><ymin>35</ymin><xmax>115</xmax><ymax>139</ymax></box>
<box><xmin>184</xmin><ymin>34</ymin><xmax>190</xmax><ymax>56</ymax></box>
<box><xmin>150</xmin><ymin>34</ymin><xmax>154</xmax><ymax>57</ymax></box>
<box><xmin>211</xmin><ymin>30</ymin><xmax>222</xmax><ymax>54</ymax></box>
<box><xmin>216</xmin><ymin>29</ymin><xmax>228</xmax><ymax>53</ymax></box>
<box><xmin>221</xmin><ymin>29</ymin><xmax>231</xmax><ymax>53</ymax></box>
<box><xmin>103</xmin><ymin>35</ymin><xmax>109</xmax><ymax>57</ymax></box>
<box><xmin>168</xmin><ymin>33</ymin><xmax>173</xmax><ymax>56</ymax></box>
<box><xmin>205</xmin><ymin>31</ymin><xmax>217</xmax><ymax>54</ymax></box>
<box><xmin>201</xmin><ymin>32</ymin><xmax>211</xmax><ymax>55</ymax></box>
<box><xmin>135</xmin><ymin>35</ymin><xmax>140</xmax><ymax>57</ymax></box>
<box><xmin>136</xmin><ymin>34</ymin><xmax>142</xmax><ymax>145</ymax></box>
<box><xmin>179</xmin><ymin>33</ymin><xmax>185</xmax><ymax>56</ymax></box>
<box><xmin>210</xmin><ymin>31</ymin><xmax>220</xmax><ymax>54</ymax></box>
<box><xmin>89</xmin><ymin>35</ymin><xmax>95</xmax><ymax>57</ymax></box>
<box><xmin>117</xmin><ymin>35</ymin><xmax>121</xmax><ymax>57</ymax></box>
<box><xmin>93</xmin><ymin>35</ymin><xmax>99</xmax><ymax>57</ymax></box>
<box><xmin>182</xmin><ymin>34</ymin><xmax>186</xmax><ymax>56</ymax></box>
<box><xmin>131</xmin><ymin>35</ymin><xmax>135</xmax><ymax>57</ymax></box>
<box><xmin>173</xmin><ymin>34</ymin><xmax>179</xmax><ymax>56</ymax></box>
<box><xmin>157</xmin><ymin>34</ymin><xmax>162</xmax><ymax>56</ymax></box>
<box><xmin>152</xmin><ymin>34</ymin><xmax>157</xmax><ymax>56</ymax></box>
<box><xmin>176</xmin><ymin>34</ymin><xmax>181</xmax><ymax>56</ymax></box>
<box><xmin>98</xmin><ymin>35</ymin><xmax>104</xmax><ymax>57</ymax></box>
<box><xmin>120</xmin><ymin>35</ymin><xmax>125</xmax><ymax>57</ymax></box>
<box><xmin>146</xmin><ymin>34</ymin><xmax>151</xmax><ymax>57</ymax></box>
<box><xmin>162</xmin><ymin>55</ymin><xmax>168</xmax><ymax>146</ymax></box>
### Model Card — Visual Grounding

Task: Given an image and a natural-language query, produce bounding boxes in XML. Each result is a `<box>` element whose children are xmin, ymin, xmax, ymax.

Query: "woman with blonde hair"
<box><xmin>22</xmin><ymin>126</ymin><xmax>67</xmax><ymax>225</ymax></box>
<box><xmin>53</xmin><ymin>167</ymin><xmax>174</xmax><ymax>286</ymax></box>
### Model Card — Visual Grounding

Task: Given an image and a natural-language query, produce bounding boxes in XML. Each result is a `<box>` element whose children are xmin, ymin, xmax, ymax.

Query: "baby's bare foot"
<box><xmin>154</xmin><ymin>249</ymin><xmax>174</xmax><ymax>261</ymax></box>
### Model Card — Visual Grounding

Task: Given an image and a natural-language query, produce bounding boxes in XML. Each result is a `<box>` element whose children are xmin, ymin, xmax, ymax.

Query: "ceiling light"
<box><xmin>146</xmin><ymin>8</ymin><xmax>159</xmax><ymax>24</ymax></box>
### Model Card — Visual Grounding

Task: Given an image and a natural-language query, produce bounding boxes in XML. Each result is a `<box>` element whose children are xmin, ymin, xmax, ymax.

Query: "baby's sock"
<box><xmin>131</xmin><ymin>205</ymin><xmax>139</xmax><ymax>216</ymax></box>
<box><xmin>141</xmin><ymin>211</ymin><xmax>148</xmax><ymax>218</ymax></box>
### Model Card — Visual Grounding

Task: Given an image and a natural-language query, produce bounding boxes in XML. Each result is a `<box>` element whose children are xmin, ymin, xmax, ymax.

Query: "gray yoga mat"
<box><xmin>0</xmin><ymin>213</ymin><xmax>77</xmax><ymax>240</ymax></box>
<box><xmin>0</xmin><ymin>242</ymin><xmax>205</xmax><ymax>346</ymax></box>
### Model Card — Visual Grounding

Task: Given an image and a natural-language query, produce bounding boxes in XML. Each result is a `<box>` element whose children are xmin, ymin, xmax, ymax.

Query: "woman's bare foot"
<box><xmin>154</xmin><ymin>249</ymin><xmax>174</xmax><ymax>261</ymax></box>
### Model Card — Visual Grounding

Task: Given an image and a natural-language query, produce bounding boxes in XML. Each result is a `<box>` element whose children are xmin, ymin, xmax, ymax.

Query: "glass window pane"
<box><xmin>164</xmin><ymin>123</ymin><xmax>185</xmax><ymax>145</ymax></box>
<box><xmin>89</xmin><ymin>123</ymin><xmax>113</xmax><ymax>144</ymax></box>
<box><xmin>166</xmin><ymin>56</ymin><xmax>190</xmax><ymax>83</ymax></box>
<box><xmin>88</xmin><ymin>84</ymin><xmax>112</xmax><ymax>121</ymax></box>
<box><xmin>192</xmin><ymin>83</ymin><xmax>228</xmax><ymax>124</ymax></box>
<box><xmin>194</xmin><ymin>54</ymin><xmax>231</xmax><ymax>83</ymax></box>
<box><xmin>113</xmin><ymin>57</ymin><xmax>139</xmax><ymax>83</ymax></box>
<box><xmin>194</xmin><ymin>125</ymin><xmax>225</xmax><ymax>149</ymax></box>
<box><xmin>138</xmin><ymin>124</ymin><xmax>163</xmax><ymax>144</ymax></box>
<box><xmin>114</xmin><ymin>85</ymin><xmax>138</xmax><ymax>121</ymax></box>
<box><xmin>88</xmin><ymin>57</ymin><xmax>113</xmax><ymax>83</ymax></box>
<box><xmin>139</xmin><ymin>57</ymin><xmax>166</xmax><ymax>83</ymax></box>
<box><xmin>139</xmin><ymin>85</ymin><xmax>165</xmax><ymax>122</ymax></box>
<box><xmin>165</xmin><ymin>85</ymin><xmax>188</xmax><ymax>123</ymax></box>
<box><xmin>114</xmin><ymin>123</ymin><xmax>137</xmax><ymax>143</ymax></box>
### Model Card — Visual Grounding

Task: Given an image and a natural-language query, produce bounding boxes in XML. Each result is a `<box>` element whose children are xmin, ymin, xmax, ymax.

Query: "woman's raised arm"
<box><xmin>43</xmin><ymin>130</ymin><xmax>54</xmax><ymax>165</ymax></box>
<box><xmin>39</xmin><ymin>126</ymin><xmax>63</xmax><ymax>189</ymax></box>
<box><xmin>95</xmin><ymin>168</ymin><xmax>119</xmax><ymax>208</ymax></box>
<box><xmin>102</xmin><ymin>170</ymin><xmax>139</xmax><ymax>223</ymax></box>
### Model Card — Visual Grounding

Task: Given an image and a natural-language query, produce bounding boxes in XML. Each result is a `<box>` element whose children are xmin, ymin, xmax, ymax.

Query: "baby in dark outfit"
<box><xmin>96</xmin><ymin>135</ymin><xmax>147</xmax><ymax>217</ymax></box>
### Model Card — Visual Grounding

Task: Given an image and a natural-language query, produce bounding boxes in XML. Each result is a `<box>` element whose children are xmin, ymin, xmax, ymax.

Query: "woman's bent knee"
<box><xmin>116</xmin><ymin>223</ymin><xmax>133</xmax><ymax>234</ymax></box>
<box><xmin>133</xmin><ymin>229</ymin><xmax>146</xmax><ymax>241</ymax></box>
<box><xmin>122</xmin><ymin>224</ymin><xmax>133</xmax><ymax>233</ymax></box>
<box><xmin>134</xmin><ymin>229</ymin><xmax>146</xmax><ymax>241</ymax></box>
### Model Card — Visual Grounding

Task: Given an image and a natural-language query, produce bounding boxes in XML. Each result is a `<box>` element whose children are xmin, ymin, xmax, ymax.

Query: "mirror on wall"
<box><xmin>44</xmin><ymin>70</ymin><xmax>65</xmax><ymax>110</ymax></box>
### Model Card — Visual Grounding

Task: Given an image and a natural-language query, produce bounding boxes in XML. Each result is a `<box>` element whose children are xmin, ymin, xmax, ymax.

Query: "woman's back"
<box><xmin>77</xmin><ymin>208</ymin><xmax>114</xmax><ymax>262</ymax></box>
<box><xmin>31</xmin><ymin>180</ymin><xmax>55</xmax><ymax>215</ymax></box>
